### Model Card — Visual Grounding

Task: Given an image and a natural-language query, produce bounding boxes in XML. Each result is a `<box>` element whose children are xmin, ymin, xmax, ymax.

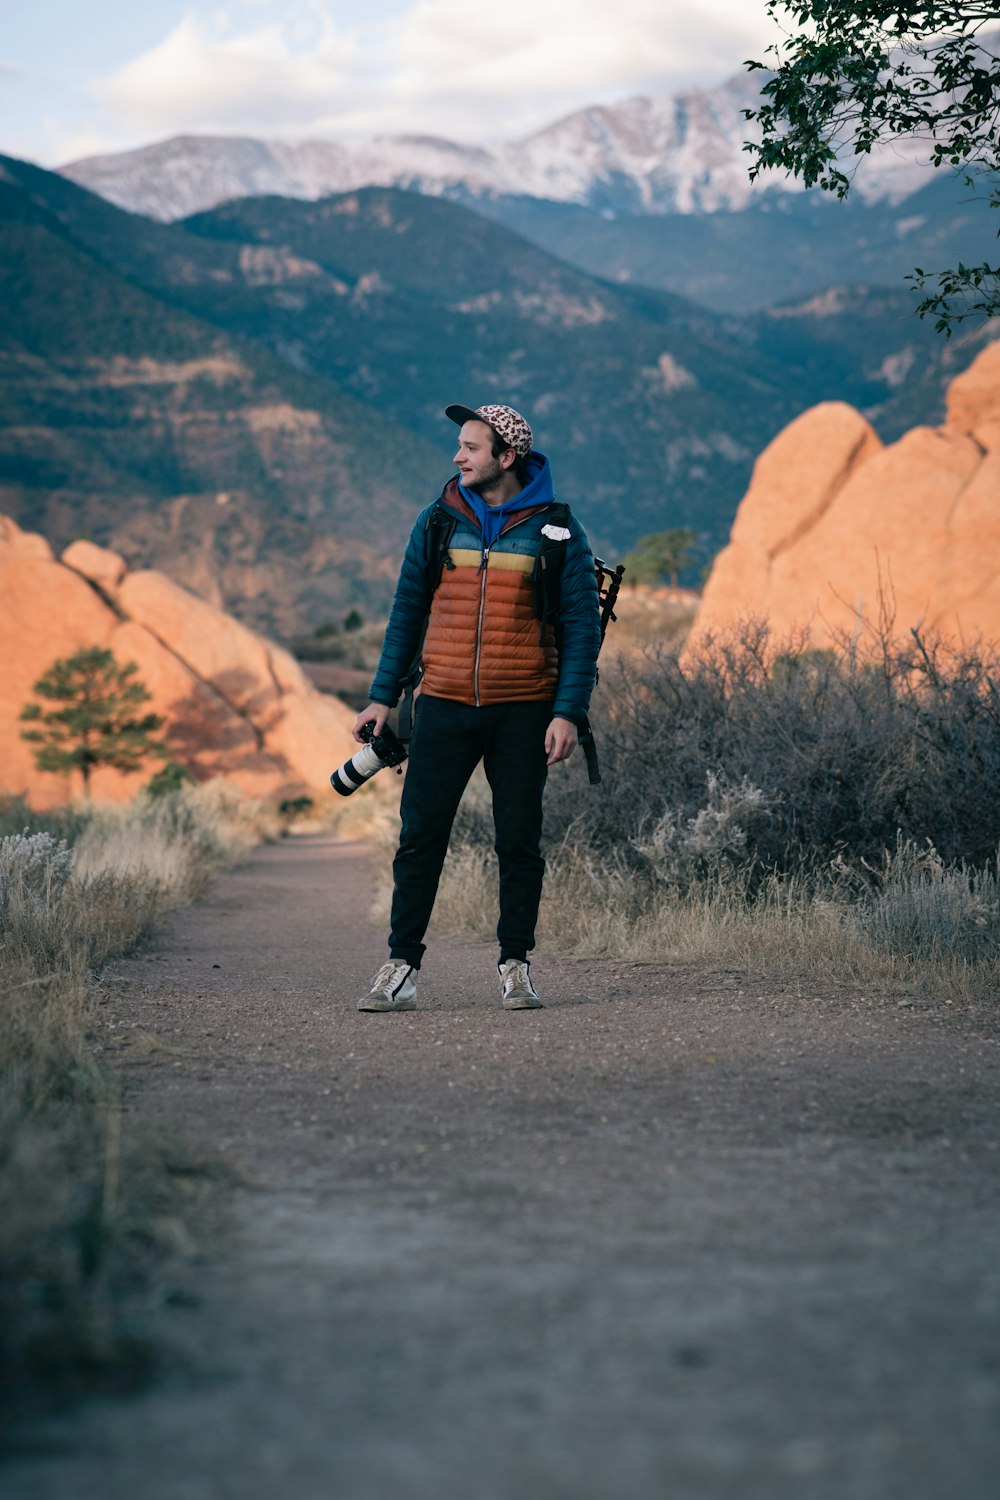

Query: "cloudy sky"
<box><xmin>1</xmin><ymin>0</ymin><xmax>785</xmax><ymax>166</ymax></box>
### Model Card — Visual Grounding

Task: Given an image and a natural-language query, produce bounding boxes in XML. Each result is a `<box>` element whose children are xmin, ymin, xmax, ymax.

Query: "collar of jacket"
<box><xmin>439</xmin><ymin>479</ymin><xmax>551</xmax><ymax>570</ymax></box>
<box><xmin>443</xmin><ymin>452</ymin><xmax>555</xmax><ymax>558</ymax></box>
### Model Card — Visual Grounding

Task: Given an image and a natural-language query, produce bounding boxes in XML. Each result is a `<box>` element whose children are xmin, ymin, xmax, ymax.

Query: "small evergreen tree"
<box><xmin>20</xmin><ymin>646</ymin><xmax>167</xmax><ymax>797</ymax></box>
<box><xmin>623</xmin><ymin>529</ymin><xmax>698</xmax><ymax>587</ymax></box>
<box><xmin>146</xmin><ymin>760</ymin><xmax>195</xmax><ymax>798</ymax></box>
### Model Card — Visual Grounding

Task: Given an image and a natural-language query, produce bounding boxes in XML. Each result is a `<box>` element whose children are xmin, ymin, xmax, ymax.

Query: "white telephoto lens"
<box><xmin>330</xmin><ymin>740</ymin><xmax>387</xmax><ymax>795</ymax></box>
<box><xmin>351</xmin><ymin>744</ymin><xmax>383</xmax><ymax>777</ymax></box>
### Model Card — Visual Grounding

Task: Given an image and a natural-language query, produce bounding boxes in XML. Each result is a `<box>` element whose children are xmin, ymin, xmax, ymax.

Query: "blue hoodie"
<box><xmin>458</xmin><ymin>452</ymin><xmax>554</xmax><ymax>558</ymax></box>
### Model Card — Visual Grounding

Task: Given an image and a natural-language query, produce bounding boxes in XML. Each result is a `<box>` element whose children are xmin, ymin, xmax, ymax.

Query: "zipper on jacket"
<box><xmin>471</xmin><ymin>507</ymin><xmax>553</xmax><ymax>706</ymax></box>
<box><xmin>473</xmin><ymin>541</ymin><xmax>492</xmax><ymax>705</ymax></box>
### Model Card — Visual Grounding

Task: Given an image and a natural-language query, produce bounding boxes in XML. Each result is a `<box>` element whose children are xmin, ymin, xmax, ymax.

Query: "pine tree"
<box><xmin>20</xmin><ymin>646</ymin><xmax>167</xmax><ymax>796</ymax></box>
<box><xmin>623</xmin><ymin>529</ymin><xmax>698</xmax><ymax>588</ymax></box>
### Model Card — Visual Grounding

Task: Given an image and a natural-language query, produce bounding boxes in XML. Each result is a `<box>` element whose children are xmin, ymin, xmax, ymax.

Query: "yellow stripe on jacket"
<box><xmin>446</xmin><ymin>548</ymin><xmax>535</xmax><ymax>574</ymax></box>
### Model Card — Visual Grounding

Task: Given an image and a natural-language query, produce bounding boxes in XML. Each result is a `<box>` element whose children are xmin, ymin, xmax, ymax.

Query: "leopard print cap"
<box><xmin>445</xmin><ymin>402</ymin><xmax>534</xmax><ymax>456</ymax></box>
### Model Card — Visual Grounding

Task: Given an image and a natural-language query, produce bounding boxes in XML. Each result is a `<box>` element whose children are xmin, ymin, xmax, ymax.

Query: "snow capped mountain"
<box><xmin>60</xmin><ymin>132</ymin><xmax>506</xmax><ymax>223</ymax></box>
<box><xmin>59</xmin><ymin>73</ymin><xmax>937</xmax><ymax>223</ymax></box>
<box><xmin>505</xmin><ymin>73</ymin><xmax>785</xmax><ymax>214</ymax></box>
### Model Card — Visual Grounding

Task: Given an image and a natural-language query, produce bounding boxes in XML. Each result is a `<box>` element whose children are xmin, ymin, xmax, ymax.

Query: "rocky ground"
<box><xmin>5</xmin><ymin>833</ymin><xmax>1000</xmax><ymax>1500</ymax></box>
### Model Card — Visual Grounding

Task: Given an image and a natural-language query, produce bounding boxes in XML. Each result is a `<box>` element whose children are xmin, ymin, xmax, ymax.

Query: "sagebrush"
<box><xmin>0</xmin><ymin>782</ymin><xmax>273</xmax><ymax>1403</ymax></box>
<box><xmin>423</xmin><ymin>623</ymin><xmax>1000</xmax><ymax>993</ymax></box>
<box><xmin>546</xmin><ymin>623</ymin><xmax>1000</xmax><ymax>877</ymax></box>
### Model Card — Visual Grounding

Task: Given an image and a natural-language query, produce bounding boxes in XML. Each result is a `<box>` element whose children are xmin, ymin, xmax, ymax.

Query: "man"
<box><xmin>353</xmin><ymin>402</ymin><xmax>601</xmax><ymax>1012</ymax></box>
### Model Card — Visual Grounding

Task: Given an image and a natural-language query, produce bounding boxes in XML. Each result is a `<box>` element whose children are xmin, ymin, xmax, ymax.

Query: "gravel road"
<box><xmin>6</xmin><ymin>832</ymin><xmax>1000</xmax><ymax>1500</ymax></box>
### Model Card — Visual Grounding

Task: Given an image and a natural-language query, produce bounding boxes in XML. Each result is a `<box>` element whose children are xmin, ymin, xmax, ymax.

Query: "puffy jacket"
<box><xmin>370</xmin><ymin>462</ymin><xmax>601</xmax><ymax>724</ymax></box>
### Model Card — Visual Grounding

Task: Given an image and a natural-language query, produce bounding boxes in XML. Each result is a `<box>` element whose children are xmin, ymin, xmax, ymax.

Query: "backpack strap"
<box><xmin>535</xmin><ymin>503</ymin><xmax>602</xmax><ymax>782</ymax></box>
<box><xmin>534</xmin><ymin>500</ymin><xmax>572</xmax><ymax>644</ymax></box>
<box><xmin>577</xmin><ymin>716</ymin><xmax>601</xmax><ymax>785</ymax></box>
<box><xmin>426</xmin><ymin>502</ymin><xmax>459</xmax><ymax>584</ymax></box>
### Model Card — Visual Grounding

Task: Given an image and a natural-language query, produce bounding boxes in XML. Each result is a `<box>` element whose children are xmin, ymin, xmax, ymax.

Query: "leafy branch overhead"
<box><xmin>20</xmin><ymin>646</ymin><xmax>167</xmax><ymax>795</ymax></box>
<box><xmin>744</xmin><ymin>3</ymin><xmax>1000</xmax><ymax>331</ymax></box>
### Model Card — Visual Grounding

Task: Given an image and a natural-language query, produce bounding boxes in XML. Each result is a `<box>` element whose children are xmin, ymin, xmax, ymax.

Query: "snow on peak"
<box><xmin>59</xmin><ymin>74</ymin><xmax>937</xmax><ymax>223</ymax></box>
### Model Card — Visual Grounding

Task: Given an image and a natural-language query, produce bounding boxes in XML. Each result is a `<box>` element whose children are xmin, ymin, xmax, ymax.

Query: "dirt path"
<box><xmin>7</xmin><ymin>833</ymin><xmax>1000</xmax><ymax>1500</ymax></box>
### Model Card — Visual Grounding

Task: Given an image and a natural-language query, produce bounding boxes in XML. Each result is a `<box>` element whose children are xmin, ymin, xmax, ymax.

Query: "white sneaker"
<box><xmin>499</xmin><ymin>959</ymin><xmax>542</xmax><ymax>1010</ymax></box>
<box><xmin>358</xmin><ymin>960</ymin><xmax>417</xmax><ymax>1012</ymax></box>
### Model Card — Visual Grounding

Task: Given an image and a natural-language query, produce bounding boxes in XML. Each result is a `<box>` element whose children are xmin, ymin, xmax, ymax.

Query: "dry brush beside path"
<box><xmin>7</xmin><ymin>833</ymin><xmax>1000</xmax><ymax>1500</ymax></box>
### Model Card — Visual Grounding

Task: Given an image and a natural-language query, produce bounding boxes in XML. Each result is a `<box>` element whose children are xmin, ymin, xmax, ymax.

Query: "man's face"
<box><xmin>454</xmin><ymin>420</ymin><xmax>509</xmax><ymax>490</ymax></box>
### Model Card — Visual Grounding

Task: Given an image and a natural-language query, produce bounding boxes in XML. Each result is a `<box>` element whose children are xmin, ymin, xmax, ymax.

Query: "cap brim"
<box><xmin>445</xmin><ymin>404</ymin><xmax>483</xmax><ymax>427</ymax></box>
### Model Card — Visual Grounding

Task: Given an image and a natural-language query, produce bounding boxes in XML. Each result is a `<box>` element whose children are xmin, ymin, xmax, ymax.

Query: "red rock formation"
<box><xmin>688</xmin><ymin>341</ymin><xmax>1000</xmax><ymax>655</ymax></box>
<box><xmin>0</xmin><ymin>516</ymin><xmax>357</xmax><ymax>807</ymax></box>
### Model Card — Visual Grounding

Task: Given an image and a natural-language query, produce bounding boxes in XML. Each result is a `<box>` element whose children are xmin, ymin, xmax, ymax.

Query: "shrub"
<box><xmin>0</xmin><ymin>793</ymin><xmax>89</xmax><ymax>845</ymax></box>
<box><xmin>146</xmin><ymin>761</ymin><xmax>195</xmax><ymax>797</ymax></box>
<box><xmin>0</xmin><ymin>829</ymin><xmax>74</xmax><ymax>911</ymax></box>
<box><xmin>544</xmin><ymin>622</ymin><xmax>1000</xmax><ymax>881</ymax></box>
<box><xmin>857</xmin><ymin>836</ymin><xmax>1000</xmax><ymax>963</ymax></box>
<box><xmin>633</xmin><ymin>771</ymin><xmax>775</xmax><ymax>887</ymax></box>
<box><xmin>278</xmin><ymin>795</ymin><xmax>315</xmax><ymax>821</ymax></box>
<box><xmin>0</xmin><ymin>782</ymin><xmax>267</xmax><ymax>1402</ymax></box>
<box><xmin>429</xmin><ymin>620</ymin><xmax>1000</xmax><ymax>994</ymax></box>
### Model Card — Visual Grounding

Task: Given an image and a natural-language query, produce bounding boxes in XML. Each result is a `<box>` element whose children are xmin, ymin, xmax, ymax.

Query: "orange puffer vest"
<box><xmin>421</xmin><ymin>483</ymin><xmax>558</xmax><ymax>707</ymax></box>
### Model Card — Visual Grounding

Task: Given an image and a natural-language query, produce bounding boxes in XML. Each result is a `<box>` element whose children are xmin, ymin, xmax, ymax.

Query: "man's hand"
<box><xmin>352</xmin><ymin>702</ymin><xmax>390</xmax><ymax>744</ymax></box>
<box><xmin>545</xmin><ymin>716</ymin><xmax>578</xmax><ymax>765</ymax></box>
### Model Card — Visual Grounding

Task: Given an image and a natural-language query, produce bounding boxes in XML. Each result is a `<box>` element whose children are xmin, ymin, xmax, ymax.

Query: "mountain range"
<box><xmin>3</xmin><ymin>84</ymin><xmax>998</xmax><ymax>636</ymax></box>
<box><xmin>60</xmin><ymin>75</ymin><xmax>1000</xmax><ymax>316</ymax></box>
<box><xmin>63</xmin><ymin>73</ymin><xmax>937</xmax><ymax>223</ymax></box>
<box><xmin>0</xmin><ymin>155</ymin><xmax>442</xmax><ymax>634</ymax></box>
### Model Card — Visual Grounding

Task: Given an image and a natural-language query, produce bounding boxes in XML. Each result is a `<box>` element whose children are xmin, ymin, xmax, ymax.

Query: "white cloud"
<box><xmin>81</xmin><ymin>0</ymin><xmax>781</xmax><ymax>149</ymax></box>
<box><xmin>94</xmin><ymin>8</ymin><xmax>367</xmax><ymax>136</ymax></box>
<box><xmin>373</xmin><ymin>0</ymin><xmax>777</xmax><ymax>138</ymax></box>
<box><xmin>390</xmin><ymin>0</ymin><xmax>763</xmax><ymax>95</ymax></box>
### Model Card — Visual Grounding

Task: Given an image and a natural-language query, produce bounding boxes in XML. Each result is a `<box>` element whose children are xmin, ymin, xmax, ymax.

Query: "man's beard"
<box><xmin>469</xmin><ymin>457</ymin><xmax>505</xmax><ymax>493</ymax></box>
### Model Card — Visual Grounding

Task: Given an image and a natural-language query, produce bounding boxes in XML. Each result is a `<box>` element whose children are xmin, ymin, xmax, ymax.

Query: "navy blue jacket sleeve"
<box><xmin>368</xmin><ymin>507</ymin><xmax>436</xmax><ymax>707</ymax></box>
<box><xmin>552</xmin><ymin>517</ymin><xmax>601</xmax><ymax>725</ymax></box>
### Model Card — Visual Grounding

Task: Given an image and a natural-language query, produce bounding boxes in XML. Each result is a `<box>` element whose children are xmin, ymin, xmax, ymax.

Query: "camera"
<box><xmin>330</xmin><ymin>721</ymin><xmax>408</xmax><ymax>796</ymax></box>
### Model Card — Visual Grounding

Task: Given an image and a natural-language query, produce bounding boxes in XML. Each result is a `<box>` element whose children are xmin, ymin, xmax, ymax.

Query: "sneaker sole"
<box><xmin>502</xmin><ymin>995</ymin><xmax>543</xmax><ymax>1010</ymax></box>
<box><xmin>357</xmin><ymin>996</ymin><xmax>417</xmax><ymax>1012</ymax></box>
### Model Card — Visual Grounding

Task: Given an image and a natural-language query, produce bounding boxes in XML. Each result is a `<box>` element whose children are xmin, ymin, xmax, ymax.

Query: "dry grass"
<box><xmin>603</xmin><ymin>584</ymin><xmax>699</xmax><ymax>660</ymax></box>
<box><xmin>0</xmin><ymin>781</ymin><xmax>273</xmax><ymax>1404</ymax></box>
<box><xmin>368</xmin><ymin>731</ymin><xmax>1000</xmax><ymax>1002</ymax></box>
<box><xmin>73</xmin><ymin>780</ymin><xmax>278</xmax><ymax>900</ymax></box>
<box><xmin>325</xmin><ymin>771</ymin><xmax>405</xmax><ymax>843</ymax></box>
<box><xmin>422</xmin><ymin>837</ymin><xmax>1000</xmax><ymax>1001</ymax></box>
<box><xmin>364</xmin><ymin>615</ymin><xmax>1000</xmax><ymax>998</ymax></box>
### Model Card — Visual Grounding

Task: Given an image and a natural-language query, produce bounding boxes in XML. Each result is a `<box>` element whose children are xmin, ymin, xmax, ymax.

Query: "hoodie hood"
<box><xmin>458</xmin><ymin>451</ymin><xmax>554</xmax><ymax>553</ymax></box>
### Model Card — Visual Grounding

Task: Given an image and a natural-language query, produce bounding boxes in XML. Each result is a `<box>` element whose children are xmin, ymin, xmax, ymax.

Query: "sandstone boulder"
<box><xmin>688</xmin><ymin>341</ymin><xmax>1000</xmax><ymax>655</ymax></box>
<box><xmin>946</xmin><ymin>339</ymin><xmax>1000</xmax><ymax>438</ymax></box>
<box><xmin>1</xmin><ymin>519</ymin><xmax>357</xmax><ymax>807</ymax></box>
<box><xmin>0</xmin><ymin>534</ymin><xmax>117</xmax><ymax>805</ymax></box>
<box><xmin>62</xmin><ymin>538</ymin><xmax>128</xmax><ymax>592</ymax></box>
<box><xmin>115</xmin><ymin>570</ymin><xmax>283</xmax><ymax>721</ymax></box>
<box><xmin>1</xmin><ymin>514</ymin><xmax>53</xmax><ymax>562</ymax></box>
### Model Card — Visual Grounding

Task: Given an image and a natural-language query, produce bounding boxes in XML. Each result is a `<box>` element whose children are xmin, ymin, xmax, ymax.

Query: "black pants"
<box><xmin>388</xmin><ymin>695</ymin><xmax>552</xmax><ymax>969</ymax></box>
